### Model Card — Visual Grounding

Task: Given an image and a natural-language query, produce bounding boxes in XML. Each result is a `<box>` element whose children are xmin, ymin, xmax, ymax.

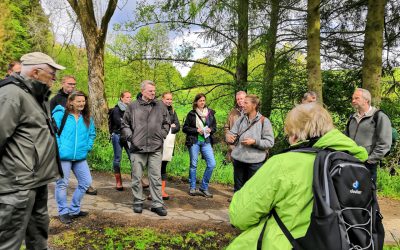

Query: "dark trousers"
<box><xmin>0</xmin><ymin>185</ymin><xmax>49</xmax><ymax>250</ymax></box>
<box><xmin>161</xmin><ymin>161</ymin><xmax>168</xmax><ymax>181</ymax></box>
<box><xmin>366</xmin><ymin>162</ymin><xmax>378</xmax><ymax>185</ymax></box>
<box><xmin>233</xmin><ymin>159</ymin><xmax>265</xmax><ymax>192</ymax></box>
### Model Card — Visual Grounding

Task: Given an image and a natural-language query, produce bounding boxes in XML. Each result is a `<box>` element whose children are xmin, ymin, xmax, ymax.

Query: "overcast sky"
<box><xmin>41</xmin><ymin>0</ymin><xmax>209</xmax><ymax>76</ymax></box>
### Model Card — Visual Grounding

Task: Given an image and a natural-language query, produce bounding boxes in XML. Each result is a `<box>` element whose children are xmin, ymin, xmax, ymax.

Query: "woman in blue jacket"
<box><xmin>53</xmin><ymin>91</ymin><xmax>96</xmax><ymax>224</ymax></box>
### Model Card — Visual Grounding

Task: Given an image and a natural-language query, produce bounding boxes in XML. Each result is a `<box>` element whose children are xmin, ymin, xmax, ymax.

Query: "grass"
<box><xmin>88</xmin><ymin>129</ymin><xmax>400</xmax><ymax>199</ymax></box>
<box><xmin>49</xmin><ymin>227</ymin><xmax>235</xmax><ymax>250</ymax></box>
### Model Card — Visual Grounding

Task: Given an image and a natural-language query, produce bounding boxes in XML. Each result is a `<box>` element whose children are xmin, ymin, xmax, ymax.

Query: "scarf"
<box><xmin>118</xmin><ymin>100</ymin><xmax>127</xmax><ymax>111</ymax></box>
<box><xmin>195</xmin><ymin>107</ymin><xmax>209</xmax><ymax>130</ymax></box>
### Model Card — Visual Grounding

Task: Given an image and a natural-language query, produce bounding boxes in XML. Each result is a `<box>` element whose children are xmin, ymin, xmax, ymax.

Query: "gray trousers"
<box><xmin>0</xmin><ymin>185</ymin><xmax>49</xmax><ymax>250</ymax></box>
<box><xmin>130</xmin><ymin>151</ymin><xmax>164</xmax><ymax>208</ymax></box>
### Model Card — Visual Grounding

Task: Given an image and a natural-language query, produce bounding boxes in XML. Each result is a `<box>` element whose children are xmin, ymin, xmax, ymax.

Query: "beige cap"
<box><xmin>20</xmin><ymin>52</ymin><xmax>66</xmax><ymax>70</ymax></box>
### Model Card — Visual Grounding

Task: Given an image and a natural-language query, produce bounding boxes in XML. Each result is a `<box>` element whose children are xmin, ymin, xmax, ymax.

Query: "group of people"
<box><xmin>0</xmin><ymin>51</ymin><xmax>394</xmax><ymax>250</ymax></box>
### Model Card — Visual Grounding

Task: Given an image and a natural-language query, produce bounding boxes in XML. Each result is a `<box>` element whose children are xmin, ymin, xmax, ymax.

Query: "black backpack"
<box><xmin>257</xmin><ymin>148</ymin><xmax>384</xmax><ymax>250</ymax></box>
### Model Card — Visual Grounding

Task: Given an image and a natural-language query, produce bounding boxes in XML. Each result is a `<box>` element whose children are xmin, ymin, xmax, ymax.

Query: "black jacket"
<box><xmin>182</xmin><ymin>108</ymin><xmax>217</xmax><ymax>147</ymax></box>
<box><xmin>168</xmin><ymin>106</ymin><xmax>180</xmax><ymax>134</ymax></box>
<box><xmin>109</xmin><ymin>104</ymin><xmax>125</xmax><ymax>134</ymax></box>
<box><xmin>50</xmin><ymin>89</ymin><xmax>68</xmax><ymax>110</ymax></box>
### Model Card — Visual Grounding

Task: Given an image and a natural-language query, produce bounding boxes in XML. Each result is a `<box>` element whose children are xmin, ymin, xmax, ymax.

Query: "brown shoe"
<box><xmin>141</xmin><ymin>178</ymin><xmax>149</xmax><ymax>189</ymax></box>
<box><xmin>86</xmin><ymin>186</ymin><xmax>97</xmax><ymax>195</ymax></box>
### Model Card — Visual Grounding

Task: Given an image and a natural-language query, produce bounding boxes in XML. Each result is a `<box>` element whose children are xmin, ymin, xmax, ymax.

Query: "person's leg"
<box><xmin>188</xmin><ymin>142</ymin><xmax>201</xmax><ymax>190</ymax></box>
<box><xmin>131</xmin><ymin>153</ymin><xmax>146</xmax><ymax>205</ymax></box>
<box><xmin>366</xmin><ymin>162</ymin><xmax>378</xmax><ymax>185</ymax></box>
<box><xmin>0</xmin><ymin>189</ymin><xmax>34</xmax><ymax>250</ymax></box>
<box><xmin>199</xmin><ymin>142</ymin><xmax>216</xmax><ymax>191</ymax></box>
<box><xmin>233</xmin><ymin>159</ymin><xmax>246</xmax><ymax>192</ymax></box>
<box><xmin>69</xmin><ymin>160</ymin><xmax>92</xmax><ymax>215</ymax></box>
<box><xmin>161</xmin><ymin>161</ymin><xmax>169</xmax><ymax>199</ymax></box>
<box><xmin>111</xmin><ymin>133</ymin><xmax>123</xmax><ymax>174</ymax></box>
<box><xmin>55</xmin><ymin>161</ymin><xmax>72</xmax><ymax>216</ymax></box>
<box><xmin>245</xmin><ymin>161</ymin><xmax>265</xmax><ymax>184</ymax></box>
<box><xmin>25</xmin><ymin>185</ymin><xmax>49</xmax><ymax>250</ymax></box>
<box><xmin>148</xmin><ymin>151</ymin><xmax>163</xmax><ymax>208</ymax></box>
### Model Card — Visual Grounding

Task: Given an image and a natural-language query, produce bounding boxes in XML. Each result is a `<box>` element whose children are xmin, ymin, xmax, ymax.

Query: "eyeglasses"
<box><xmin>66</xmin><ymin>82</ymin><xmax>77</xmax><ymax>86</ymax></box>
<box><xmin>37</xmin><ymin>68</ymin><xmax>56</xmax><ymax>78</ymax></box>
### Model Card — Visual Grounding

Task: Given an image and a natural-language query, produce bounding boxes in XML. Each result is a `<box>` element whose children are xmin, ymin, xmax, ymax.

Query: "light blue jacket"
<box><xmin>52</xmin><ymin>105</ymin><xmax>96</xmax><ymax>161</ymax></box>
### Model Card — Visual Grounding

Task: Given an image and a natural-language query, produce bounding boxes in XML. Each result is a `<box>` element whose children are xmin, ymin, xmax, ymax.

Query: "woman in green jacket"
<box><xmin>228</xmin><ymin>103</ymin><xmax>368</xmax><ymax>250</ymax></box>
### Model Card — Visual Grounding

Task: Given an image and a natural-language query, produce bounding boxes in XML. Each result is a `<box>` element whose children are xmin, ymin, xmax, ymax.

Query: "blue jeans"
<box><xmin>111</xmin><ymin>133</ymin><xmax>130</xmax><ymax>173</ymax></box>
<box><xmin>55</xmin><ymin>160</ymin><xmax>92</xmax><ymax>216</ymax></box>
<box><xmin>189</xmin><ymin>141</ymin><xmax>216</xmax><ymax>190</ymax></box>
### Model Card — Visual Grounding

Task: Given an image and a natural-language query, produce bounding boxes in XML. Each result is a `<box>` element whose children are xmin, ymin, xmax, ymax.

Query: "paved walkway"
<box><xmin>47</xmin><ymin>173</ymin><xmax>400</xmax><ymax>245</ymax></box>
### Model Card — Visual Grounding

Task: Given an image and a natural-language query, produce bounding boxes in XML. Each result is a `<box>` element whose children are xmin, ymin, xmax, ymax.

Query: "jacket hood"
<box><xmin>52</xmin><ymin>104</ymin><xmax>65</xmax><ymax>116</ymax></box>
<box><xmin>313</xmin><ymin>129</ymin><xmax>368</xmax><ymax>161</ymax></box>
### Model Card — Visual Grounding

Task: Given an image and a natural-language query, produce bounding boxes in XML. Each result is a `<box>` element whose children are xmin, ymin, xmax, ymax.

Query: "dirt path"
<box><xmin>48</xmin><ymin>171</ymin><xmax>400</xmax><ymax>245</ymax></box>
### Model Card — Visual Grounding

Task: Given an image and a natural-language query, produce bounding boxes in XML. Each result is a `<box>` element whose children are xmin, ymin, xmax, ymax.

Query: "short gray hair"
<box><xmin>20</xmin><ymin>63</ymin><xmax>48</xmax><ymax>79</ymax></box>
<box><xmin>302</xmin><ymin>91</ymin><xmax>317</xmax><ymax>102</ymax></box>
<box><xmin>140</xmin><ymin>80</ymin><xmax>155</xmax><ymax>90</ymax></box>
<box><xmin>355</xmin><ymin>88</ymin><xmax>371</xmax><ymax>104</ymax></box>
<box><xmin>236</xmin><ymin>91</ymin><xmax>246</xmax><ymax>97</ymax></box>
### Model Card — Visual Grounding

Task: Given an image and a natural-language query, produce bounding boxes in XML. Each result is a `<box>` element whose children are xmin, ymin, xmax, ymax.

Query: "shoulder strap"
<box><xmin>257</xmin><ymin>209</ymin><xmax>304</xmax><ymax>250</ymax></box>
<box><xmin>0</xmin><ymin>77</ymin><xmax>29</xmax><ymax>93</ymax></box>
<box><xmin>345</xmin><ymin>114</ymin><xmax>354</xmax><ymax>136</ymax></box>
<box><xmin>57</xmin><ymin>111</ymin><xmax>69</xmax><ymax>136</ymax></box>
<box><xmin>236</xmin><ymin>116</ymin><xmax>262</xmax><ymax>139</ymax></box>
<box><xmin>194</xmin><ymin>111</ymin><xmax>207</xmax><ymax>126</ymax></box>
<box><xmin>373</xmin><ymin>109</ymin><xmax>382</xmax><ymax>124</ymax></box>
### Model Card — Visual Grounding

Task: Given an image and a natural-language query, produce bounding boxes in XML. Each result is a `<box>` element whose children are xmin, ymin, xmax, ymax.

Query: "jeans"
<box><xmin>55</xmin><ymin>160</ymin><xmax>92</xmax><ymax>216</ymax></box>
<box><xmin>0</xmin><ymin>185</ymin><xmax>49</xmax><ymax>250</ymax></box>
<box><xmin>232</xmin><ymin>159</ymin><xmax>265</xmax><ymax>192</ymax></box>
<box><xmin>189</xmin><ymin>141</ymin><xmax>216</xmax><ymax>190</ymax></box>
<box><xmin>111</xmin><ymin>133</ymin><xmax>130</xmax><ymax>173</ymax></box>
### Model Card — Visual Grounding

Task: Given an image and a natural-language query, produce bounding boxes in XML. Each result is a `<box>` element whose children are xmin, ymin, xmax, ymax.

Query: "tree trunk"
<box><xmin>85</xmin><ymin>37</ymin><xmax>109</xmax><ymax>128</ymax></box>
<box><xmin>67</xmin><ymin>0</ymin><xmax>118</xmax><ymax>129</ymax></box>
<box><xmin>306</xmin><ymin>0</ymin><xmax>323</xmax><ymax>103</ymax></box>
<box><xmin>261</xmin><ymin>0</ymin><xmax>280</xmax><ymax>117</ymax></box>
<box><xmin>235</xmin><ymin>0</ymin><xmax>249</xmax><ymax>92</ymax></box>
<box><xmin>362</xmin><ymin>0</ymin><xmax>386</xmax><ymax>106</ymax></box>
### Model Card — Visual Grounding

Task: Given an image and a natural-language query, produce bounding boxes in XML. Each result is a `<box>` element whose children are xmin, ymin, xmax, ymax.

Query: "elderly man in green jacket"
<box><xmin>228</xmin><ymin>103</ymin><xmax>368</xmax><ymax>250</ymax></box>
<box><xmin>0</xmin><ymin>52</ymin><xmax>65</xmax><ymax>250</ymax></box>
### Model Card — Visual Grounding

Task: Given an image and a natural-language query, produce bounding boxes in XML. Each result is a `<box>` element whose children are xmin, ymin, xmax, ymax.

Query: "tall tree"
<box><xmin>66</xmin><ymin>0</ymin><xmax>118</xmax><ymax>128</ymax></box>
<box><xmin>306</xmin><ymin>0</ymin><xmax>323</xmax><ymax>102</ymax></box>
<box><xmin>362</xmin><ymin>0</ymin><xmax>386</xmax><ymax>106</ymax></box>
<box><xmin>236</xmin><ymin>0</ymin><xmax>249</xmax><ymax>91</ymax></box>
<box><xmin>261</xmin><ymin>0</ymin><xmax>280</xmax><ymax>116</ymax></box>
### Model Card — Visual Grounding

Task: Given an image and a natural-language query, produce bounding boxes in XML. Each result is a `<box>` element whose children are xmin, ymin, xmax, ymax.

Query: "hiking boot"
<box><xmin>59</xmin><ymin>214</ymin><xmax>72</xmax><ymax>224</ymax></box>
<box><xmin>150</xmin><ymin>207</ymin><xmax>168</xmax><ymax>216</ymax></box>
<box><xmin>199</xmin><ymin>188</ymin><xmax>213</xmax><ymax>198</ymax></box>
<box><xmin>70</xmin><ymin>211</ymin><xmax>89</xmax><ymax>219</ymax></box>
<box><xmin>114</xmin><ymin>173</ymin><xmax>124</xmax><ymax>191</ymax></box>
<box><xmin>189</xmin><ymin>188</ymin><xmax>197</xmax><ymax>196</ymax></box>
<box><xmin>86</xmin><ymin>186</ymin><xmax>97</xmax><ymax>195</ymax></box>
<box><xmin>133</xmin><ymin>204</ymin><xmax>143</xmax><ymax>214</ymax></box>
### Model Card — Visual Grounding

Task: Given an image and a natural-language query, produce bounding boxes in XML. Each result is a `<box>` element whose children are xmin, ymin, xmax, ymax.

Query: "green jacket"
<box><xmin>0</xmin><ymin>75</ymin><xmax>60</xmax><ymax>194</ymax></box>
<box><xmin>228</xmin><ymin>129</ymin><xmax>368</xmax><ymax>250</ymax></box>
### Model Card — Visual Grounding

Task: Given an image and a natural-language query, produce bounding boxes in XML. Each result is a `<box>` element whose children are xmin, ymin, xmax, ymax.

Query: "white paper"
<box><xmin>203</xmin><ymin>126</ymin><xmax>210</xmax><ymax>138</ymax></box>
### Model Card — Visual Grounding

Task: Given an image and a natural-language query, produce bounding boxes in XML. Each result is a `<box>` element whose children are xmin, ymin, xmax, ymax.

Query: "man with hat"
<box><xmin>0</xmin><ymin>52</ymin><xmax>65</xmax><ymax>250</ymax></box>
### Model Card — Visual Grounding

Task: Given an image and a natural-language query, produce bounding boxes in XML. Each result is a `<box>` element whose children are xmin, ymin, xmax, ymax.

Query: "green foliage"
<box><xmin>377</xmin><ymin>167</ymin><xmax>400</xmax><ymax>199</ymax></box>
<box><xmin>50</xmin><ymin>226</ymin><xmax>234</xmax><ymax>249</ymax></box>
<box><xmin>0</xmin><ymin>0</ymin><xmax>51</xmax><ymax>73</ymax></box>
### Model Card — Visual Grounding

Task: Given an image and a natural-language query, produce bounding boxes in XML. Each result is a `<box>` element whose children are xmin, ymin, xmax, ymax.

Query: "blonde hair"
<box><xmin>284</xmin><ymin>103</ymin><xmax>334</xmax><ymax>141</ymax></box>
<box><xmin>245</xmin><ymin>94</ymin><xmax>261</xmax><ymax>111</ymax></box>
